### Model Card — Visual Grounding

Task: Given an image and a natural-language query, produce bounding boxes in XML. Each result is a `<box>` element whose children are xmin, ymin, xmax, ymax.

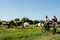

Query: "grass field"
<box><xmin>0</xmin><ymin>25</ymin><xmax>60</xmax><ymax>40</ymax></box>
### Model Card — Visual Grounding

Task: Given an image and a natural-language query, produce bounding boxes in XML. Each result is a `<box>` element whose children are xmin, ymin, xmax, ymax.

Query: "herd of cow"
<box><xmin>1</xmin><ymin>21</ymin><xmax>43</xmax><ymax>28</ymax></box>
<box><xmin>1</xmin><ymin>21</ymin><xmax>51</xmax><ymax>32</ymax></box>
<box><xmin>1</xmin><ymin>21</ymin><xmax>31</xmax><ymax>28</ymax></box>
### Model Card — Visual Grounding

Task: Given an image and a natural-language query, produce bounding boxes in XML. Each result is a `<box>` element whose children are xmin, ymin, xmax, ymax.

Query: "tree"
<box><xmin>0</xmin><ymin>21</ymin><xmax>2</xmax><ymax>26</ymax></box>
<box><xmin>39</xmin><ymin>20</ymin><xmax>44</xmax><ymax>23</ymax></box>
<box><xmin>9</xmin><ymin>20</ymin><xmax>14</xmax><ymax>25</ymax></box>
<box><xmin>21</xmin><ymin>17</ymin><xmax>30</xmax><ymax>22</ymax></box>
<box><xmin>29</xmin><ymin>20</ymin><xmax>33</xmax><ymax>24</ymax></box>
<box><xmin>33</xmin><ymin>20</ymin><xmax>40</xmax><ymax>24</ymax></box>
<box><xmin>14</xmin><ymin>18</ymin><xmax>20</xmax><ymax>22</ymax></box>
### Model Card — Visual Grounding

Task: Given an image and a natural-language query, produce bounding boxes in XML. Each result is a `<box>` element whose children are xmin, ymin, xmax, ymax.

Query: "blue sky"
<box><xmin>0</xmin><ymin>0</ymin><xmax>60</xmax><ymax>21</ymax></box>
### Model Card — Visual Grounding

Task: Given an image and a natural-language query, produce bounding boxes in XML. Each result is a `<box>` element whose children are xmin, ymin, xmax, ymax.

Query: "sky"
<box><xmin>0</xmin><ymin>0</ymin><xmax>60</xmax><ymax>21</ymax></box>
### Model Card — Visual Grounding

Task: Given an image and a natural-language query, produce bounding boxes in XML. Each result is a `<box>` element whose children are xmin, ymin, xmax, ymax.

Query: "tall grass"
<box><xmin>0</xmin><ymin>25</ymin><xmax>60</xmax><ymax>40</ymax></box>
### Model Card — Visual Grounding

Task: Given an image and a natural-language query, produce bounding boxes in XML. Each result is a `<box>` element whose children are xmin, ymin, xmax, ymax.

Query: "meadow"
<box><xmin>0</xmin><ymin>25</ymin><xmax>60</xmax><ymax>40</ymax></box>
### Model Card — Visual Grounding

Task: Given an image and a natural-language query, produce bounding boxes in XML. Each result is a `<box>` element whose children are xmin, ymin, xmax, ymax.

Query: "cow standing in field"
<box><xmin>22</xmin><ymin>22</ymin><xmax>29</xmax><ymax>28</ymax></box>
<box><xmin>36</xmin><ymin>23</ymin><xmax>44</xmax><ymax>28</ymax></box>
<box><xmin>7</xmin><ymin>21</ymin><xmax>15</xmax><ymax>28</ymax></box>
<box><xmin>2</xmin><ymin>21</ymin><xmax>9</xmax><ymax>27</ymax></box>
<box><xmin>7</xmin><ymin>21</ymin><xmax>22</xmax><ymax>28</ymax></box>
<box><xmin>17</xmin><ymin>22</ymin><xmax>22</xmax><ymax>26</ymax></box>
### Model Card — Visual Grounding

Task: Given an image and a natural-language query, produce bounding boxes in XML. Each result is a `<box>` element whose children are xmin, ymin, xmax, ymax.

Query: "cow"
<box><xmin>7</xmin><ymin>21</ymin><xmax>22</xmax><ymax>28</ymax></box>
<box><xmin>36</xmin><ymin>23</ymin><xmax>44</xmax><ymax>28</ymax></box>
<box><xmin>22</xmin><ymin>22</ymin><xmax>30</xmax><ymax>28</ymax></box>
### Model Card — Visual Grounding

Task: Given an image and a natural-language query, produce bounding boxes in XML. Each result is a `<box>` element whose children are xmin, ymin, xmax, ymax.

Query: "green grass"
<box><xmin>0</xmin><ymin>25</ymin><xmax>60</xmax><ymax>40</ymax></box>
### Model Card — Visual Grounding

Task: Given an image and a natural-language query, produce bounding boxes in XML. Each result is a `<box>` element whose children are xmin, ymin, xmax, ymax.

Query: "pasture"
<box><xmin>0</xmin><ymin>25</ymin><xmax>60</xmax><ymax>40</ymax></box>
